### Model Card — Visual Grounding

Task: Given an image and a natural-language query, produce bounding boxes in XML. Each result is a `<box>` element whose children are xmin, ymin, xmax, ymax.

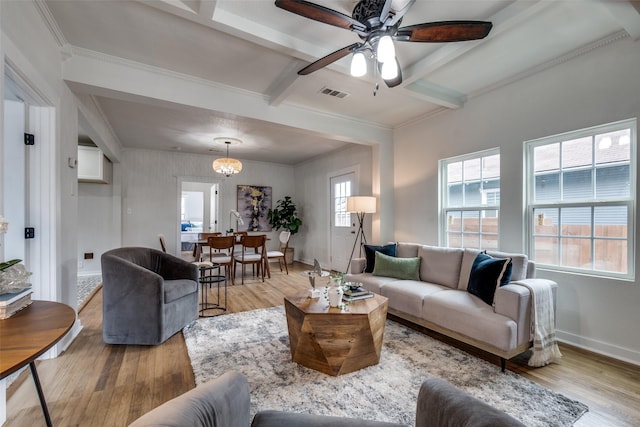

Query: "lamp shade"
<box><xmin>346</xmin><ymin>196</ymin><xmax>376</xmax><ymax>213</ymax></box>
<box><xmin>213</xmin><ymin>157</ymin><xmax>242</xmax><ymax>177</ymax></box>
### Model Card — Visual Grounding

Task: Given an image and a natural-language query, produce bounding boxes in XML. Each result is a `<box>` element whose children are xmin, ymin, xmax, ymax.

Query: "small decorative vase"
<box><xmin>328</xmin><ymin>285</ymin><xmax>343</xmax><ymax>308</ymax></box>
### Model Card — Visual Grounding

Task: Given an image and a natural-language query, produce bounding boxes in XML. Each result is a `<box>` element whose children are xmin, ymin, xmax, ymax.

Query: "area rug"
<box><xmin>183</xmin><ymin>306</ymin><xmax>588</xmax><ymax>426</ymax></box>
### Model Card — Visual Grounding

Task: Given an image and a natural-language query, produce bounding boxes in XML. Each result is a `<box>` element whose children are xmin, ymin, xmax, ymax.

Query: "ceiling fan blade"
<box><xmin>395</xmin><ymin>21</ymin><xmax>493</xmax><ymax>42</ymax></box>
<box><xmin>382</xmin><ymin>58</ymin><xmax>403</xmax><ymax>88</ymax></box>
<box><xmin>275</xmin><ymin>0</ymin><xmax>366</xmax><ymax>32</ymax></box>
<box><xmin>298</xmin><ymin>43</ymin><xmax>363</xmax><ymax>75</ymax></box>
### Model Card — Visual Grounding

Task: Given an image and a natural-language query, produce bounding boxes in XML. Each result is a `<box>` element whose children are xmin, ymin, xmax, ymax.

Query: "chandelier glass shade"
<box><xmin>213</xmin><ymin>139</ymin><xmax>243</xmax><ymax>177</ymax></box>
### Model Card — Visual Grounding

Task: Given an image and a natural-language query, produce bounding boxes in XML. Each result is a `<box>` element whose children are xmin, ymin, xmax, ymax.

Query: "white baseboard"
<box><xmin>556</xmin><ymin>329</ymin><xmax>640</xmax><ymax>366</ymax></box>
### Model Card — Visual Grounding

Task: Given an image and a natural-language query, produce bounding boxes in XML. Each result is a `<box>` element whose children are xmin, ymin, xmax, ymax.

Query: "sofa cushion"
<box><xmin>364</xmin><ymin>243</ymin><xmax>397</xmax><ymax>273</ymax></box>
<box><xmin>418</xmin><ymin>246</ymin><xmax>463</xmax><ymax>289</ymax></box>
<box><xmin>381</xmin><ymin>280</ymin><xmax>448</xmax><ymax>318</ymax></box>
<box><xmin>486</xmin><ymin>250</ymin><xmax>528</xmax><ymax>280</ymax></box>
<box><xmin>345</xmin><ymin>273</ymin><xmax>398</xmax><ymax>295</ymax></box>
<box><xmin>457</xmin><ymin>248</ymin><xmax>484</xmax><ymax>290</ymax></box>
<box><xmin>372</xmin><ymin>252</ymin><xmax>421</xmax><ymax>280</ymax></box>
<box><xmin>396</xmin><ymin>242</ymin><xmax>420</xmax><ymax>258</ymax></box>
<box><xmin>164</xmin><ymin>279</ymin><xmax>198</xmax><ymax>303</ymax></box>
<box><xmin>467</xmin><ymin>254</ymin><xmax>512</xmax><ymax>306</ymax></box>
<box><xmin>422</xmin><ymin>290</ymin><xmax>518</xmax><ymax>352</ymax></box>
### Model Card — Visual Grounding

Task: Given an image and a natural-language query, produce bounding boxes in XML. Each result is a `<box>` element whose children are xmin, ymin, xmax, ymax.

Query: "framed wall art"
<box><xmin>237</xmin><ymin>185</ymin><xmax>272</xmax><ymax>231</ymax></box>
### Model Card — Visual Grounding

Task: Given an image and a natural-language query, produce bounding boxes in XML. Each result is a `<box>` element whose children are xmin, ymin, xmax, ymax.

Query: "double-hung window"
<box><xmin>525</xmin><ymin>119</ymin><xmax>636</xmax><ymax>279</ymax></box>
<box><xmin>440</xmin><ymin>149</ymin><xmax>500</xmax><ymax>250</ymax></box>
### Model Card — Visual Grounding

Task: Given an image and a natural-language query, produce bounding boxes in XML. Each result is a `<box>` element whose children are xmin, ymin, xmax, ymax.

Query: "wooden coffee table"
<box><xmin>284</xmin><ymin>290</ymin><xmax>388</xmax><ymax>376</ymax></box>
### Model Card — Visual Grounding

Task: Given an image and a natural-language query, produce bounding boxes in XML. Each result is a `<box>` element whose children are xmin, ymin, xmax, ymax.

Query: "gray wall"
<box><xmin>395</xmin><ymin>36</ymin><xmax>640</xmax><ymax>364</ymax></box>
<box><xmin>294</xmin><ymin>144</ymin><xmax>373</xmax><ymax>267</ymax></box>
<box><xmin>119</xmin><ymin>148</ymin><xmax>296</xmax><ymax>254</ymax></box>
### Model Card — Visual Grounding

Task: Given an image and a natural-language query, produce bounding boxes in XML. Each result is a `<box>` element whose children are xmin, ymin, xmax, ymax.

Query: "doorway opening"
<box><xmin>179</xmin><ymin>180</ymin><xmax>219</xmax><ymax>254</ymax></box>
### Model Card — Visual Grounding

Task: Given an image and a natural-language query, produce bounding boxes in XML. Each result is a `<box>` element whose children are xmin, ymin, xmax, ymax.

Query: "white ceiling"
<box><xmin>43</xmin><ymin>0</ymin><xmax>640</xmax><ymax>165</ymax></box>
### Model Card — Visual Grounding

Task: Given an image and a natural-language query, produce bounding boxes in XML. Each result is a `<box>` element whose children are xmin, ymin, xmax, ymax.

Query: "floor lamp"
<box><xmin>345</xmin><ymin>196</ymin><xmax>376</xmax><ymax>273</ymax></box>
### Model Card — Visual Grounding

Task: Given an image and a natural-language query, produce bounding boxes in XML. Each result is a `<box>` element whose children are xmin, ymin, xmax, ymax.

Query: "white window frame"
<box><xmin>439</xmin><ymin>148</ymin><xmax>501</xmax><ymax>249</ymax></box>
<box><xmin>524</xmin><ymin>118</ymin><xmax>636</xmax><ymax>280</ymax></box>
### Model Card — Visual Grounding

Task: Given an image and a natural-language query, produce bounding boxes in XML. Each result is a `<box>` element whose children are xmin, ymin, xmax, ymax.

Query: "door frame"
<box><xmin>327</xmin><ymin>165</ymin><xmax>359</xmax><ymax>271</ymax></box>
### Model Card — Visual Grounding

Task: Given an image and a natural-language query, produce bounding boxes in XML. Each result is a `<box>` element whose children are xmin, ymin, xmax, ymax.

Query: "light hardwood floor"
<box><xmin>5</xmin><ymin>262</ymin><xmax>640</xmax><ymax>426</ymax></box>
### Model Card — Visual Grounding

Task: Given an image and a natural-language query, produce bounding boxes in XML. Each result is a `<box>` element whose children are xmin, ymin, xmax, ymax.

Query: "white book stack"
<box><xmin>0</xmin><ymin>288</ymin><xmax>33</xmax><ymax>319</ymax></box>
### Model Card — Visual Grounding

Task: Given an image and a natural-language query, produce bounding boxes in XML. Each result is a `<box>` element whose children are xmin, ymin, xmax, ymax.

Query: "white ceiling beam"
<box><xmin>198</xmin><ymin>0</ymin><xmax>218</xmax><ymax>21</ymax></box>
<box><xmin>599</xmin><ymin>0</ymin><xmax>640</xmax><ymax>41</ymax></box>
<box><xmin>267</xmin><ymin>61</ymin><xmax>307</xmax><ymax>107</ymax></box>
<box><xmin>62</xmin><ymin>48</ymin><xmax>392</xmax><ymax>146</ymax></box>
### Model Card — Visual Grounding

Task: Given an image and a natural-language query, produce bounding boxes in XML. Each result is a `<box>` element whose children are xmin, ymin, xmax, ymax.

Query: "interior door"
<box><xmin>329</xmin><ymin>172</ymin><xmax>355</xmax><ymax>272</ymax></box>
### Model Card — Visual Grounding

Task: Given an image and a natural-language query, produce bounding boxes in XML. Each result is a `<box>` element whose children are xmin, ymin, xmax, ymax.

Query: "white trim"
<box><xmin>556</xmin><ymin>330</ymin><xmax>640</xmax><ymax>367</ymax></box>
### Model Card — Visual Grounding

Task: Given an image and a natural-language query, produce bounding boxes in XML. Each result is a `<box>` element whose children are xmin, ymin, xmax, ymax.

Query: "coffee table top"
<box><xmin>284</xmin><ymin>289</ymin><xmax>387</xmax><ymax>315</ymax></box>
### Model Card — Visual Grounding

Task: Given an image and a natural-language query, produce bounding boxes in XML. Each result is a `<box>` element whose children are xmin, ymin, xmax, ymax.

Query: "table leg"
<box><xmin>29</xmin><ymin>361</ymin><xmax>53</xmax><ymax>427</ymax></box>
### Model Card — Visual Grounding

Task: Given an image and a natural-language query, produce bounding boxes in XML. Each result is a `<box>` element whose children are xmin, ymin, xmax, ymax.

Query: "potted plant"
<box><xmin>267</xmin><ymin>196</ymin><xmax>302</xmax><ymax>264</ymax></box>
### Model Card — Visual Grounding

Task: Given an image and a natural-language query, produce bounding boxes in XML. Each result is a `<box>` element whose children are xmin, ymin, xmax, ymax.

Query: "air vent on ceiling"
<box><xmin>319</xmin><ymin>86</ymin><xmax>350</xmax><ymax>99</ymax></box>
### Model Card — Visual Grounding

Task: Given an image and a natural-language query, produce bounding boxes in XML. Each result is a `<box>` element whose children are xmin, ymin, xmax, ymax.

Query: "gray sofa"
<box><xmin>346</xmin><ymin>243</ymin><xmax>558</xmax><ymax>370</ymax></box>
<box><xmin>129</xmin><ymin>371</ymin><xmax>525</xmax><ymax>427</ymax></box>
<box><xmin>101</xmin><ymin>247</ymin><xmax>198</xmax><ymax>345</ymax></box>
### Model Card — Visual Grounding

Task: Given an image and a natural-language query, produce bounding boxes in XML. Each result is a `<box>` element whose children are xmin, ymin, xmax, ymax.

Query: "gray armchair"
<box><xmin>101</xmin><ymin>247</ymin><xmax>198</xmax><ymax>345</ymax></box>
<box><xmin>129</xmin><ymin>371</ymin><xmax>525</xmax><ymax>427</ymax></box>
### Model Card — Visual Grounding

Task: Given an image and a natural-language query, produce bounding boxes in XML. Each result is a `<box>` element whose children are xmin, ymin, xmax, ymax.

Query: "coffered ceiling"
<box><xmin>41</xmin><ymin>0</ymin><xmax>640</xmax><ymax>164</ymax></box>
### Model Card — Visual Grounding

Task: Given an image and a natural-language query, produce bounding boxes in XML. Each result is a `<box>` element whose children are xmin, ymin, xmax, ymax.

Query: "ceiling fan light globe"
<box><xmin>350</xmin><ymin>52</ymin><xmax>367</xmax><ymax>77</ymax></box>
<box><xmin>381</xmin><ymin>60</ymin><xmax>398</xmax><ymax>80</ymax></box>
<box><xmin>377</xmin><ymin>35</ymin><xmax>395</xmax><ymax>63</ymax></box>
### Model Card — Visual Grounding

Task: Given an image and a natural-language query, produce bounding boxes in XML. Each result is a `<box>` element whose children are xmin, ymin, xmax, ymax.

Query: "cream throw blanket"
<box><xmin>512</xmin><ymin>279</ymin><xmax>562</xmax><ymax>367</ymax></box>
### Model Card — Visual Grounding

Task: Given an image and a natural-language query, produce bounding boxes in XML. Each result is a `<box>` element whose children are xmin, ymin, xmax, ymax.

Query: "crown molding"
<box><xmin>33</xmin><ymin>0</ymin><xmax>68</xmax><ymax>48</ymax></box>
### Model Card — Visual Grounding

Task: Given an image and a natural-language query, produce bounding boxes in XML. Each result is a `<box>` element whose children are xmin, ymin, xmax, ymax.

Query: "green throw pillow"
<box><xmin>372</xmin><ymin>252</ymin><xmax>421</xmax><ymax>280</ymax></box>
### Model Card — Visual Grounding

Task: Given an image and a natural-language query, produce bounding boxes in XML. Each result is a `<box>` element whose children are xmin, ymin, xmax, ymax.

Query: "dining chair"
<box><xmin>158</xmin><ymin>234</ymin><xmax>167</xmax><ymax>253</ymax></box>
<box><xmin>233</xmin><ymin>234</ymin><xmax>267</xmax><ymax>285</ymax></box>
<box><xmin>194</xmin><ymin>232</ymin><xmax>222</xmax><ymax>261</ymax></box>
<box><xmin>266</xmin><ymin>230</ymin><xmax>290</xmax><ymax>275</ymax></box>
<box><xmin>205</xmin><ymin>235</ymin><xmax>236</xmax><ymax>286</ymax></box>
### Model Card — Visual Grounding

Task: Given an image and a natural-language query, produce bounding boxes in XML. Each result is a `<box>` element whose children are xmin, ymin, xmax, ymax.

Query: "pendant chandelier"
<box><xmin>212</xmin><ymin>138</ymin><xmax>242</xmax><ymax>177</ymax></box>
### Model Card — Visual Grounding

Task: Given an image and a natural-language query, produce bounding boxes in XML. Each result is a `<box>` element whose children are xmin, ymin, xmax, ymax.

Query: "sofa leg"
<box><xmin>500</xmin><ymin>358</ymin><xmax>506</xmax><ymax>372</ymax></box>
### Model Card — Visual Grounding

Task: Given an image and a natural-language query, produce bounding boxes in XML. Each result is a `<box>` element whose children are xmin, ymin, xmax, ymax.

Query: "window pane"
<box><xmin>534</xmin><ymin>143</ymin><xmax>559</xmax><ymax>172</ymax></box>
<box><xmin>562</xmin><ymin>169</ymin><xmax>592</xmax><ymax>200</ymax></box>
<box><xmin>463</xmin><ymin>182</ymin><xmax>481</xmax><ymax>206</ymax></box>
<box><xmin>561</xmin><ymin>207</ymin><xmax>591</xmax><ymax>237</ymax></box>
<box><xmin>596</xmin><ymin>165</ymin><xmax>630</xmax><ymax>198</ymax></box>
<box><xmin>481</xmin><ymin>234</ymin><xmax>498</xmax><ymax>250</ymax></box>
<box><xmin>462</xmin><ymin>211</ymin><xmax>480</xmax><ymax>232</ymax></box>
<box><xmin>447</xmin><ymin>183</ymin><xmax>463</xmax><ymax>207</ymax></box>
<box><xmin>533</xmin><ymin>236</ymin><xmax>558</xmax><ymax>265</ymax></box>
<box><xmin>595</xmin><ymin>239</ymin><xmax>627</xmax><ymax>273</ymax></box>
<box><xmin>447</xmin><ymin>161</ymin><xmax>462</xmax><ymax>184</ymax></box>
<box><xmin>447</xmin><ymin>211</ymin><xmax>462</xmax><ymax>232</ymax></box>
<box><xmin>594</xmin><ymin>206</ymin><xmax>627</xmax><ymax>237</ymax></box>
<box><xmin>562</xmin><ymin>136</ymin><xmax>592</xmax><ymax>169</ymax></box>
<box><xmin>595</xmin><ymin>129</ymin><xmax>630</xmax><ymax>165</ymax></box>
<box><xmin>480</xmin><ymin>213</ymin><xmax>498</xmax><ymax>234</ymax></box>
<box><xmin>463</xmin><ymin>233</ymin><xmax>480</xmax><ymax>249</ymax></box>
<box><xmin>447</xmin><ymin>233</ymin><xmax>462</xmax><ymax>248</ymax></box>
<box><xmin>482</xmin><ymin>154</ymin><xmax>500</xmax><ymax>179</ymax></box>
<box><xmin>463</xmin><ymin>158</ymin><xmax>481</xmax><ymax>181</ymax></box>
<box><xmin>561</xmin><ymin>237</ymin><xmax>591</xmax><ymax>269</ymax></box>
<box><xmin>533</xmin><ymin>208</ymin><xmax>558</xmax><ymax>235</ymax></box>
<box><xmin>534</xmin><ymin>173</ymin><xmax>560</xmax><ymax>202</ymax></box>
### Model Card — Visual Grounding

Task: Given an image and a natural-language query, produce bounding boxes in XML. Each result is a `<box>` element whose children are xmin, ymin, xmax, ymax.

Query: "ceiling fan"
<box><xmin>275</xmin><ymin>0</ymin><xmax>492</xmax><ymax>88</ymax></box>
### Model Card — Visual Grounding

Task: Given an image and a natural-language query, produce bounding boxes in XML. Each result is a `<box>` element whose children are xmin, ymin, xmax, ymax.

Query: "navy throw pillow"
<box><xmin>363</xmin><ymin>243</ymin><xmax>397</xmax><ymax>273</ymax></box>
<box><xmin>467</xmin><ymin>253</ymin><xmax>513</xmax><ymax>306</ymax></box>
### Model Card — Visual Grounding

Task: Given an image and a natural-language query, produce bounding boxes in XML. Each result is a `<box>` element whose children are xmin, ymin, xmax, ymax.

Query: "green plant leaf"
<box><xmin>0</xmin><ymin>259</ymin><xmax>22</xmax><ymax>271</ymax></box>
